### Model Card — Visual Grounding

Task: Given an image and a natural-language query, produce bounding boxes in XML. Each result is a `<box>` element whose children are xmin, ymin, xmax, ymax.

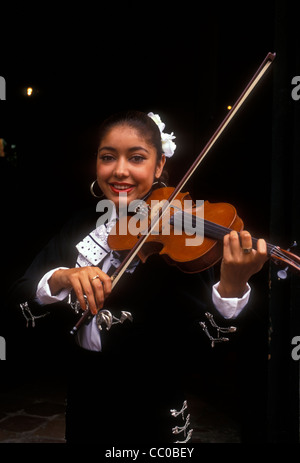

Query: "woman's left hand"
<box><xmin>218</xmin><ymin>230</ymin><xmax>268</xmax><ymax>298</ymax></box>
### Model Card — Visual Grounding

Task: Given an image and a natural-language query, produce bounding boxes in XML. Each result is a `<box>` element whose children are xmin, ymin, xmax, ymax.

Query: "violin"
<box><xmin>107</xmin><ymin>186</ymin><xmax>300</xmax><ymax>275</ymax></box>
<box><xmin>71</xmin><ymin>51</ymin><xmax>298</xmax><ymax>335</ymax></box>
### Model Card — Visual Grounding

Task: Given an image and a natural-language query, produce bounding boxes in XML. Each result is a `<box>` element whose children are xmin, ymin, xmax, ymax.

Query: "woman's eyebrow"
<box><xmin>128</xmin><ymin>146</ymin><xmax>149</xmax><ymax>153</ymax></box>
<box><xmin>98</xmin><ymin>146</ymin><xmax>149</xmax><ymax>153</ymax></box>
<box><xmin>98</xmin><ymin>146</ymin><xmax>117</xmax><ymax>153</ymax></box>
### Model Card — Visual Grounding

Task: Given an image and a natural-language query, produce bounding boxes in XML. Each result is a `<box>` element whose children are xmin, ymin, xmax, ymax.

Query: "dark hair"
<box><xmin>98</xmin><ymin>110</ymin><xmax>168</xmax><ymax>184</ymax></box>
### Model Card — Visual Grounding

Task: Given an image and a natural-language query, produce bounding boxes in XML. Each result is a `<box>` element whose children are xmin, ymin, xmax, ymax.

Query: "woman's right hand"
<box><xmin>48</xmin><ymin>267</ymin><xmax>112</xmax><ymax>314</ymax></box>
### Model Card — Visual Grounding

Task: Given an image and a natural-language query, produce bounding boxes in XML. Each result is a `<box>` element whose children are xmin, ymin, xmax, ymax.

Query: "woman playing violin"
<box><xmin>11</xmin><ymin>110</ymin><xmax>268</xmax><ymax>443</ymax></box>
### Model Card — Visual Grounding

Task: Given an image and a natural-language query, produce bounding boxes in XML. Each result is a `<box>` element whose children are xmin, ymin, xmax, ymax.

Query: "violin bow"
<box><xmin>70</xmin><ymin>52</ymin><xmax>276</xmax><ymax>334</ymax></box>
<box><xmin>111</xmin><ymin>52</ymin><xmax>276</xmax><ymax>285</ymax></box>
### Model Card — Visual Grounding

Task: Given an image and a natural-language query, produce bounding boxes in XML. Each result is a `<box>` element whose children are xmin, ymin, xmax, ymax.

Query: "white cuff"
<box><xmin>36</xmin><ymin>267</ymin><xmax>71</xmax><ymax>305</ymax></box>
<box><xmin>212</xmin><ymin>282</ymin><xmax>251</xmax><ymax>319</ymax></box>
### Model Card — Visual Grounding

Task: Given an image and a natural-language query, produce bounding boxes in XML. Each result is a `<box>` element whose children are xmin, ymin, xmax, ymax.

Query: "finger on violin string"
<box><xmin>256</xmin><ymin>238</ymin><xmax>268</xmax><ymax>261</ymax></box>
<box><xmin>239</xmin><ymin>230</ymin><xmax>253</xmax><ymax>256</ymax></box>
<box><xmin>222</xmin><ymin>232</ymin><xmax>234</xmax><ymax>260</ymax></box>
<box><xmin>224</xmin><ymin>230</ymin><xmax>244</xmax><ymax>258</ymax></box>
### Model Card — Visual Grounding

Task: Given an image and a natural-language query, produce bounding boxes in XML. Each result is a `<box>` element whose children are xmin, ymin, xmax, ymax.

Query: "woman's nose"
<box><xmin>113</xmin><ymin>158</ymin><xmax>129</xmax><ymax>178</ymax></box>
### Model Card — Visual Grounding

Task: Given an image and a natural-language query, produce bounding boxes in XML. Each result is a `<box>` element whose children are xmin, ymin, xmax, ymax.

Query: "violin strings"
<box><xmin>170</xmin><ymin>212</ymin><xmax>300</xmax><ymax>269</ymax></box>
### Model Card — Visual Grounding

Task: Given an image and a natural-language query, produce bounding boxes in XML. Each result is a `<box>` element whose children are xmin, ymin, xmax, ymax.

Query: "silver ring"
<box><xmin>242</xmin><ymin>248</ymin><xmax>252</xmax><ymax>254</ymax></box>
<box><xmin>91</xmin><ymin>275</ymin><xmax>100</xmax><ymax>281</ymax></box>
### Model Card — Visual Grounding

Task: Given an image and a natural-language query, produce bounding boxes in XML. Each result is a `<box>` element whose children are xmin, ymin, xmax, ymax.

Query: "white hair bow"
<box><xmin>148</xmin><ymin>112</ymin><xmax>176</xmax><ymax>158</ymax></box>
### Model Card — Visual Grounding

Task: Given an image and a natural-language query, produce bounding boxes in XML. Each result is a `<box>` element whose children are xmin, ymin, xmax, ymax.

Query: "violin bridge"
<box><xmin>199</xmin><ymin>312</ymin><xmax>237</xmax><ymax>348</ymax></box>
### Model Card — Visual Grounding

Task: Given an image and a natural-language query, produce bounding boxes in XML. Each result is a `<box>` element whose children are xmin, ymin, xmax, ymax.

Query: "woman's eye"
<box><xmin>131</xmin><ymin>155</ymin><xmax>145</xmax><ymax>163</ymax></box>
<box><xmin>99</xmin><ymin>154</ymin><xmax>115</xmax><ymax>162</ymax></box>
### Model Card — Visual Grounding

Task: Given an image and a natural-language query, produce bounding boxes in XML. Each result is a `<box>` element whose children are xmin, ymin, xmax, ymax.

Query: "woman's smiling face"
<box><xmin>96</xmin><ymin>125</ymin><xmax>165</xmax><ymax>209</ymax></box>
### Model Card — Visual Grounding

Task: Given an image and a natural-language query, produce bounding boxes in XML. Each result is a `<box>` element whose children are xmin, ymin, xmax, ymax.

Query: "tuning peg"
<box><xmin>277</xmin><ymin>266</ymin><xmax>288</xmax><ymax>280</ymax></box>
<box><xmin>277</xmin><ymin>241</ymin><xmax>298</xmax><ymax>280</ymax></box>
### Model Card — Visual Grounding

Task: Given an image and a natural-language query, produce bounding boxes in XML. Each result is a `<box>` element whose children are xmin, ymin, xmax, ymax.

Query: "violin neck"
<box><xmin>170</xmin><ymin>212</ymin><xmax>276</xmax><ymax>256</ymax></box>
<box><xmin>171</xmin><ymin>212</ymin><xmax>300</xmax><ymax>274</ymax></box>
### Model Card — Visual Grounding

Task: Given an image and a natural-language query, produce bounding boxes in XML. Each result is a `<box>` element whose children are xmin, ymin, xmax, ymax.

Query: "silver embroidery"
<box><xmin>170</xmin><ymin>400</ymin><xmax>188</xmax><ymax>419</ymax></box>
<box><xmin>96</xmin><ymin>309</ymin><xmax>133</xmax><ymax>331</ymax></box>
<box><xmin>19</xmin><ymin>302</ymin><xmax>49</xmax><ymax>328</ymax></box>
<box><xmin>170</xmin><ymin>400</ymin><xmax>193</xmax><ymax>443</ymax></box>
<box><xmin>200</xmin><ymin>311</ymin><xmax>237</xmax><ymax>348</ymax></box>
<box><xmin>67</xmin><ymin>295</ymin><xmax>133</xmax><ymax>332</ymax></box>
<box><xmin>67</xmin><ymin>294</ymin><xmax>85</xmax><ymax>314</ymax></box>
<box><xmin>174</xmin><ymin>428</ymin><xmax>194</xmax><ymax>444</ymax></box>
<box><xmin>172</xmin><ymin>413</ymin><xmax>191</xmax><ymax>435</ymax></box>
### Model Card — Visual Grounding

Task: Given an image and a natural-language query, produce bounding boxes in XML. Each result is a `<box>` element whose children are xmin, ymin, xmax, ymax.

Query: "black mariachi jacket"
<box><xmin>7</xmin><ymin>206</ymin><xmax>242</xmax><ymax>443</ymax></box>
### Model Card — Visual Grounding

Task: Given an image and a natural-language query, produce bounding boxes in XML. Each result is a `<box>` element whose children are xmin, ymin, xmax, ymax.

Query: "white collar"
<box><xmin>75</xmin><ymin>206</ymin><xmax>139</xmax><ymax>273</ymax></box>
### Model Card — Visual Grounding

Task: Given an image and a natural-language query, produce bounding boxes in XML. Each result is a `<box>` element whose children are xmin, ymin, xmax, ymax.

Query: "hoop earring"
<box><xmin>90</xmin><ymin>180</ymin><xmax>103</xmax><ymax>198</ymax></box>
<box><xmin>153</xmin><ymin>180</ymin><xmax>167</xmax><ymax>188</ymax></box>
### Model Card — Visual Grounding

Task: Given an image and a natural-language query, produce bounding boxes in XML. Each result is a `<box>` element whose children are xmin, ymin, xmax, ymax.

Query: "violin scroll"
<box><xmin>270</xmin><ymin>242</ymin><xmax>300</xmax><ymax>278</ymax></box>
